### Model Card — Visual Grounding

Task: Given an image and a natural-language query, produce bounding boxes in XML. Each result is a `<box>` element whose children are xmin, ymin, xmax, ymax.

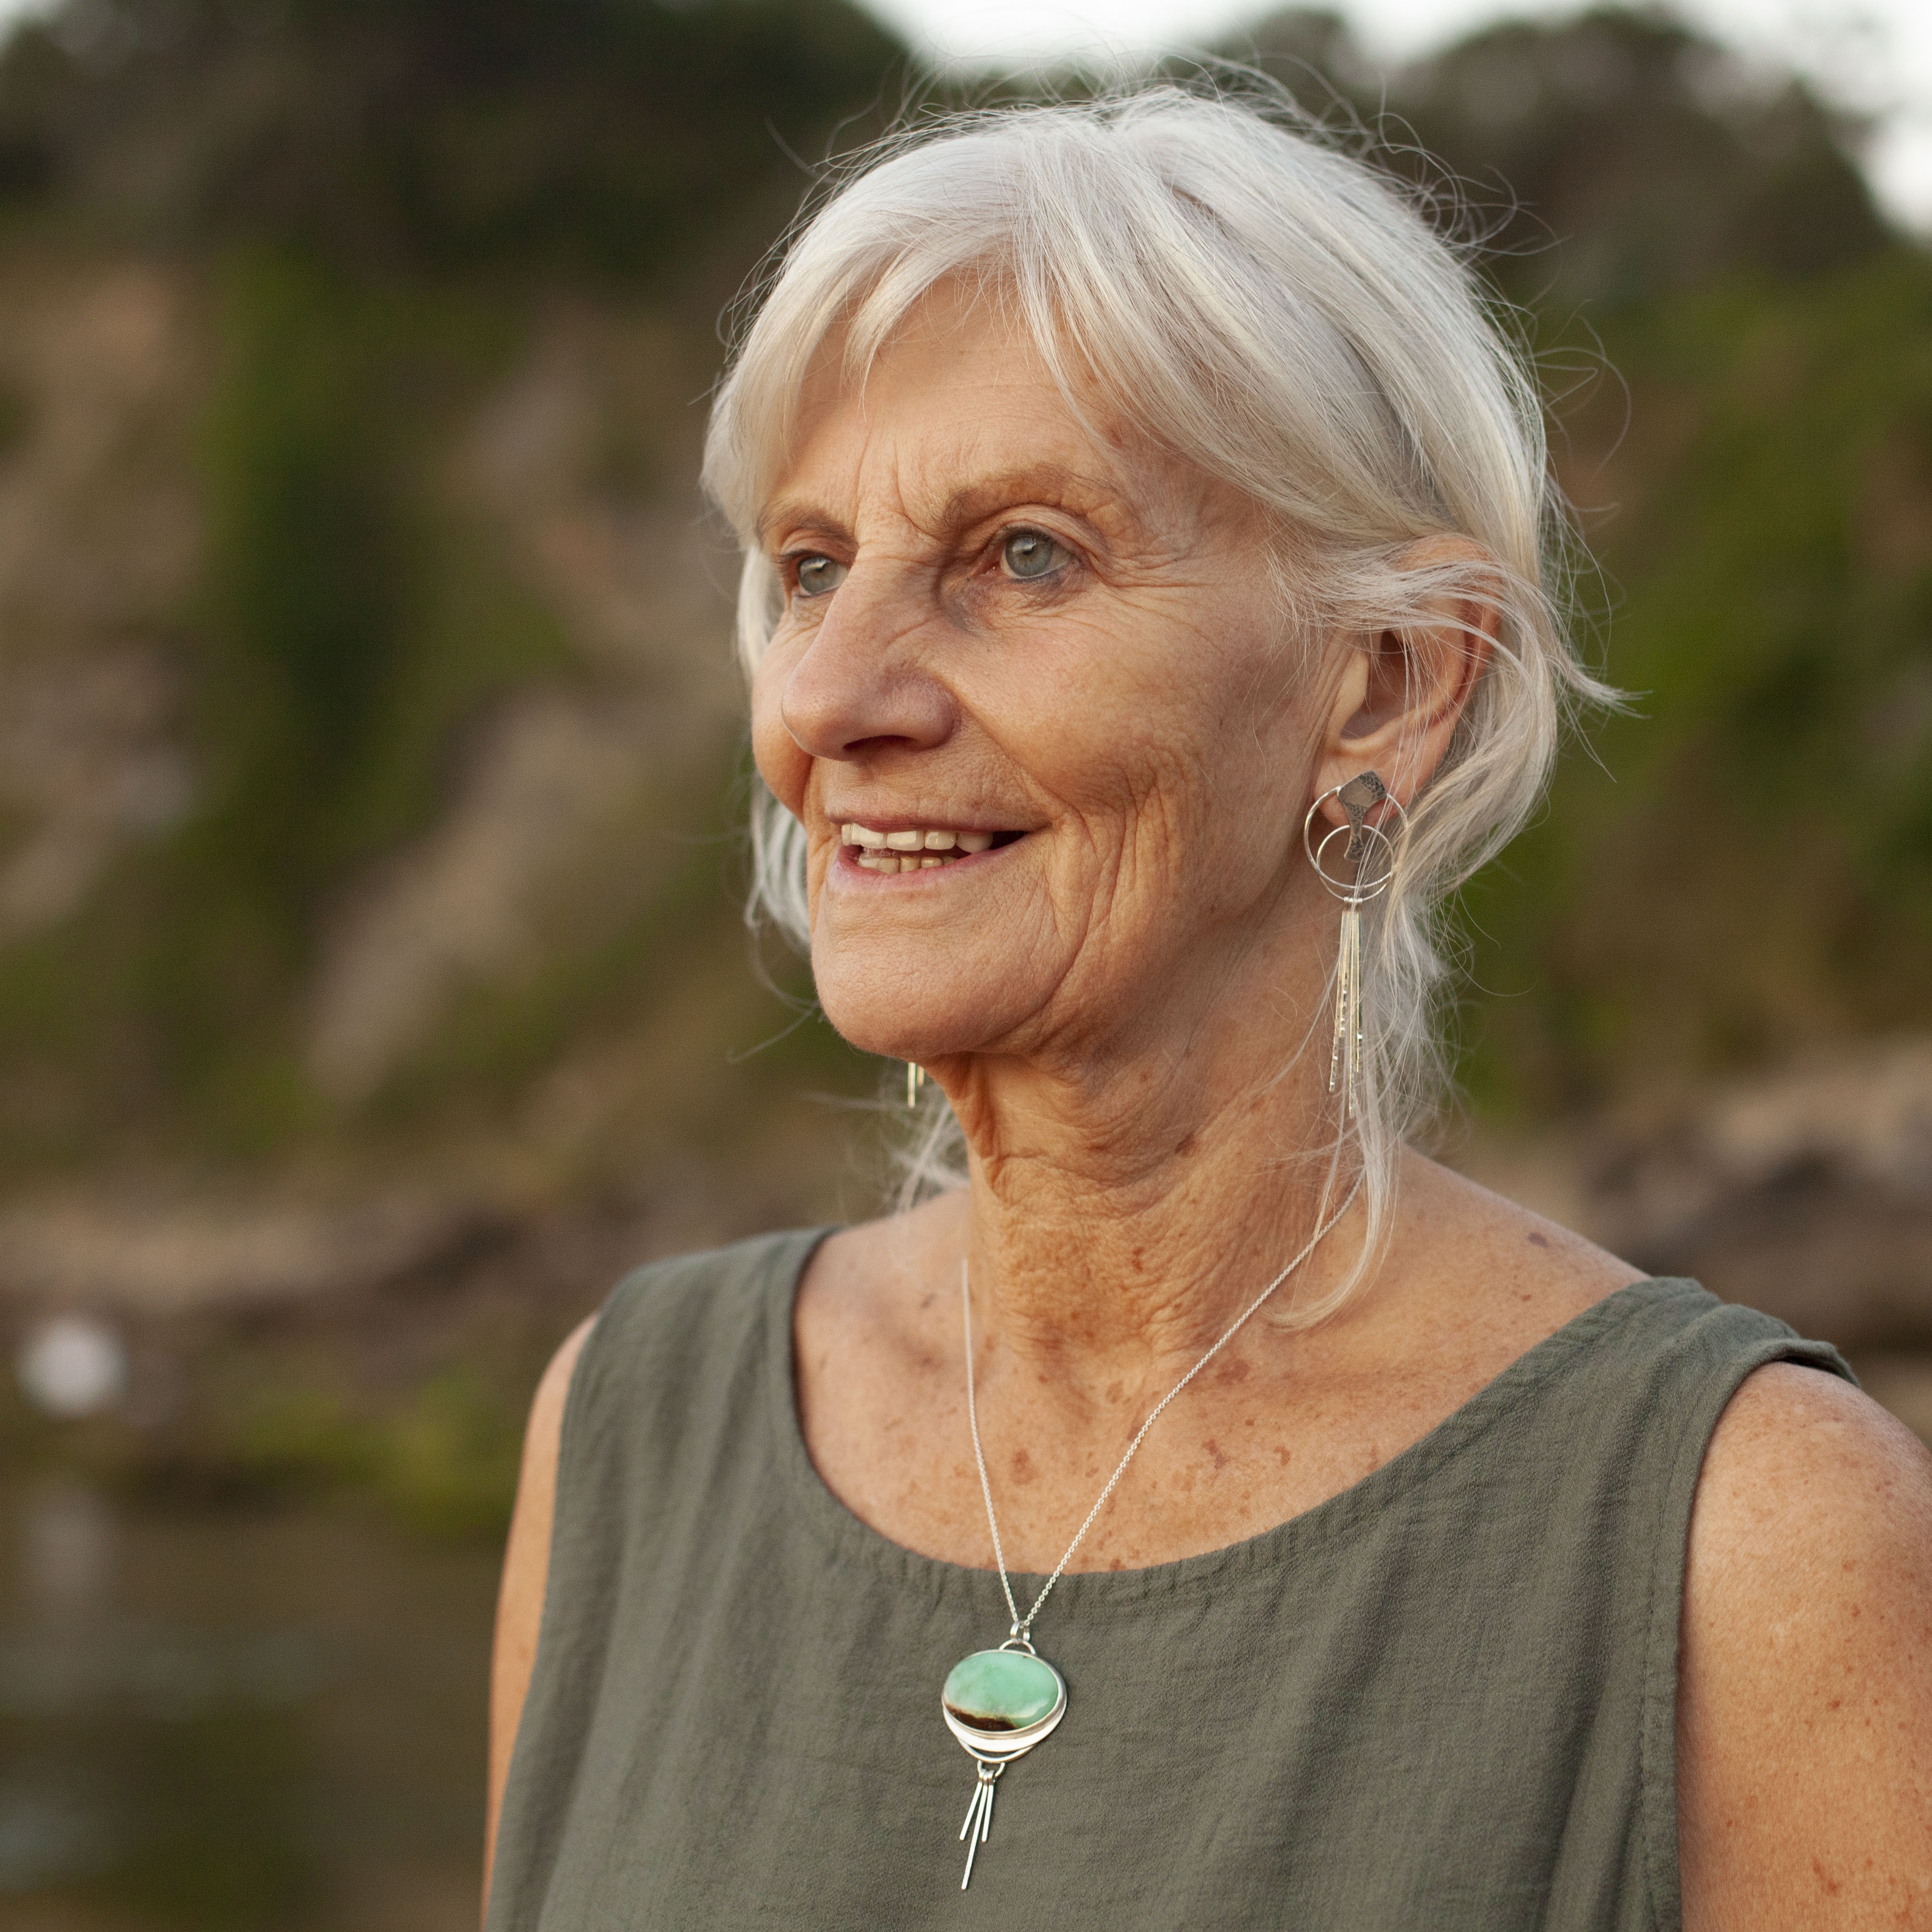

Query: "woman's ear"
<box><xmin>1310</xmin><ymin>536</ymin><xmax>1499</xmax><ymax>820</ymax></box>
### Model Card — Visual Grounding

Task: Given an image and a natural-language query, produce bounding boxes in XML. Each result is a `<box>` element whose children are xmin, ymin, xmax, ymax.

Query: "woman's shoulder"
<box><xmin>1384</xmin><ymin>1154</ymin><xmax>1867</xmax><ymax>1466</ymax></box>
<box><xmin>1679</xmin><ymin>1362</ymin><xmax>1932</xmax><ymax>1920</ymax></box>
<box><xmin>1390</xmin><ymin>1150</ymin><xmax>1648</xmax><ymax>1353</ymax></box>
<box><xmin>1688</xmin><ymin>1364</ymin><xmax>1932</xmax><ymax>1666</ymax></box>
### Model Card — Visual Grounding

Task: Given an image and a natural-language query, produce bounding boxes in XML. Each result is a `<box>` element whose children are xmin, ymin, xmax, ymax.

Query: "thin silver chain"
<box><xmin>962</xmin><ymin>1177</ymin><xmax>1363</xmax><ymax>1642</ymax></box>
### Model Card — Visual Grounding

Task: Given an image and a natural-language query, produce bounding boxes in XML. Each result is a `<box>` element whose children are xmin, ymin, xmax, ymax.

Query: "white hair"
<box><xmin>702</xmin><ymin>78</ymin><xmax>1612</xmax><ymax>1320</ymax></box>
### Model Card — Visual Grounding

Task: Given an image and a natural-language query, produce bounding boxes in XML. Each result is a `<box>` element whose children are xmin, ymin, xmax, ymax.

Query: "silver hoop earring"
<box><xmin>1302</xmin><ymin>772</ymin><xmax>1406</xmax><ymax>1126</ymax></box>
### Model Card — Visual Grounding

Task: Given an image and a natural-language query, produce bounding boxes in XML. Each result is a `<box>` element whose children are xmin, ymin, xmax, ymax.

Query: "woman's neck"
<box><xmin>938</xmin><ymin>1033</ymin><xmax>1361</xmax><ymax>1408</ymax></box>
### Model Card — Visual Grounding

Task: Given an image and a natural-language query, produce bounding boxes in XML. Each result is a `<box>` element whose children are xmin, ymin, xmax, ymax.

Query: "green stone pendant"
<box><xmin>941</xmin><ymin>1643</ymin><xmax>1067</xmax><ymax>1888</ymax></box>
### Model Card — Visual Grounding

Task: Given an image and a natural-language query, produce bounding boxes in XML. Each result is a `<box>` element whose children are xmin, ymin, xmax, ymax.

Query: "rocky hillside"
<box><xmin>0</xmin><ymin>2</ymin><xmax>1925</xmax><ymax>1389</ymax></box>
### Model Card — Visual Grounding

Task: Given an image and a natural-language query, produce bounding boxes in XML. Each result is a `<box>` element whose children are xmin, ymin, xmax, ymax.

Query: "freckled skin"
<box><xmin>488</xmin><ymin>282</ymin><xmax>1932</xmax><ymax>1925</ymax></box>
<box><xmin>1678</xmin><ymin>1368</ymin><xmax>1932</xmax><ymax>1927</ymax></box>
<box><xmin>767</xmin><ymin>285</ymin><xmax>1626</xmax><ymax>1586</ymax></box>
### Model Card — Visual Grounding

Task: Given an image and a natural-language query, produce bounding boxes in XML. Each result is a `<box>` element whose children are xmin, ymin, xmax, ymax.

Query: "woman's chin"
<box><xmin>819</xmin><ymin>1016</ymin><xmax>975</xmax><ymax>1066</ymax></box>
<box><xmin>814</xmin><ymin>984</ymin><xmax>1021</xmax><ymax>1069</ymax></box>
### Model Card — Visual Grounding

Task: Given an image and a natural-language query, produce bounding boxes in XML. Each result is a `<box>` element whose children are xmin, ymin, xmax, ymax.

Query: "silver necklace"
<box><xmin>940</xmin><ymin>1179</ymin><xmax>1362</xmax><ymax>1889</ymax></box>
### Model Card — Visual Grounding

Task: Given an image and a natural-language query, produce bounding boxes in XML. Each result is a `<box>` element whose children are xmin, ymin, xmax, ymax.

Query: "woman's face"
<box><xmin>751</xmin><ymin>284</ymin><xmax>1338</xmax><ymax>1084</ymax></box>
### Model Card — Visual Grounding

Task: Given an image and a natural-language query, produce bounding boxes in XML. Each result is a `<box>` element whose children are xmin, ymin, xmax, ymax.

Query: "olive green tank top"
<box><xmin>487</xmin><ymin>1228</ymin><xmax>1852</xmax><ymax>1932</ymax></box>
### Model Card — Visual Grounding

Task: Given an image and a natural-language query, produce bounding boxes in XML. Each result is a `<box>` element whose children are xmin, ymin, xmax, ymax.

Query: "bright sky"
<box><xmin>859</xmin><ymin>0</ymin><xmax>1932</xmax><ymax>232</ymax></box>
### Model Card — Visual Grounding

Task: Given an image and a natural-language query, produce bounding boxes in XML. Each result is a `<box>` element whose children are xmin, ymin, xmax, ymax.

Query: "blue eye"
<box><xmin>794</xmin><ymin>554</ymin><xmax>847</xmax><ymax>598</ymax></box>
<box><xmin>1002</xmin><ymin>530</ymin><xmax>1065</xmax><ymax>580</ymax></box>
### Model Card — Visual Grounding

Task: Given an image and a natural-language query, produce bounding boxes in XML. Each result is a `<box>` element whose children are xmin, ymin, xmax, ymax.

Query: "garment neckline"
<box><xmin>764</xmin><ymin>1227</ymin><xmax>1699</xmax><ymax>1609</ymax></box>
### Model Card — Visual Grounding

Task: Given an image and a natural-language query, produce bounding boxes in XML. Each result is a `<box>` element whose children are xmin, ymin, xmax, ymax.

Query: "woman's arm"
<box><xmin>1680</xmin><ymin>1363</ymin><xmax>1932</xmax><ymax>1927</ymax></box>
<box><xmin>482</xmin><ymin>1315</ymin><xmax>597</xmax><ymax>1923</ymax></box>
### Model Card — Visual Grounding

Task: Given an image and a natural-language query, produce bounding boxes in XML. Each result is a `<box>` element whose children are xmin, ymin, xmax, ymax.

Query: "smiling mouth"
<box><xmin>837</xmin><ymin>821</ymin><xmax>1021</xmax><ymax>874</ymax></box>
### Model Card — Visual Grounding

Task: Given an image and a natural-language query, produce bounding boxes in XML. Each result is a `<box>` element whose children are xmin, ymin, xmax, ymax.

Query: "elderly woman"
<box><xmin>482</xmin><ymin>86</ymin><xmax>1931</xmax><ymax>1929</ymax></box>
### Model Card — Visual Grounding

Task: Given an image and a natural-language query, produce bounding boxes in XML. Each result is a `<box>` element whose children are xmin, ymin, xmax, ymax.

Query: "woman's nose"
<box><xmin>778</xmin><ymin>575</ymin><xmax>957</xmax><ymax>762</ymax></box>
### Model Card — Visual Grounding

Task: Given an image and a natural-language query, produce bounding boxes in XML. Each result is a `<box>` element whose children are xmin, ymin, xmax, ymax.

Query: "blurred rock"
<box><xmin>307</xmin><ymin>690</ymin><xmax>667</xmax><ymax>1102</ymax></box>
<box><xmin>0</xmin><ymin>1190</ymin><xmax>508</xmax><ymax>1315</ymax></box>
<box><xmin>1465</xmin><ymin>1037</ymin><xmax>1932</xmax><ymax>1351</ymax></box>
<box><xmin>0</xmin><ymin>260</ymin><xmax>201</xmax><ymax>942</ymax></box>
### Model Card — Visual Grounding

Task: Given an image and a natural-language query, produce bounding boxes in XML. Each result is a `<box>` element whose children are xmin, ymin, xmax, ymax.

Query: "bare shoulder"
<box><xmin>1395</xmin><ymin>1150</ymin><xmax>1645</xmax><ymax>1330</ymax></box>
<box><xmin>1688</xmin><ymin>1360</ymin><xmax>1932</xmax><ymax>1635</ymax></box>
<box><xmin>508</xmin><ymin>1315</ymin><xmax>597</xmax><ymax>1528</ymax></box>
<box><xmin>1680</xmin><ymin>1363</ymin><xmax>1932</xmax><ymax>1928</ymax></box>
<box><xmin>493</xmin><ymin>1311</ymin><xmax>598</xmax><ymax>1675</ymax></box>
<box><xmin>484</xmin><ymin>1313</ymin><xmax>598</xmax><ymax>1903</ymax></box>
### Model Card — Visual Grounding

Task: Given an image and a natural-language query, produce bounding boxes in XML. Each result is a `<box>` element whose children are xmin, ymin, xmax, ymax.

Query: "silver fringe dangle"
<box><xmin>1302</xmin><ymin>771</ymin><xmax>1405</xmax><ymax>1126</ymax></box>
<box><xmin>957</xmin><ymin>1760</ymin><xmax>1003</xmax><ymax>1889</ymax></box>
<box><xmin>1328</xmin><ymin>888</ymin><xmax>1365</xmax><ymax>1121</ymax></box>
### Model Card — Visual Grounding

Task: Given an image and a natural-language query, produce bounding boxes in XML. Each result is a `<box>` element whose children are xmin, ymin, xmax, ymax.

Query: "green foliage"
<box><xmin>1459</xmin><ymin>249</ymin><xmax>1932</xmax><ymax>1112</ymax></box>
<box><xmin>0</xmin><ymin>250</ymin><xmax>602</xmax><ymax>1173</ymax></box>
<box><xmin>1236</xmin><ymin>7</ymin><xmax>1890</xmax><ymax>309</ymax></box>
<box><xmin>1393</xmin><ymin>9</ymin><xmax>1888</xmax><ymax>305</ymax></box>
<box><xmin>1224</xmin><ymin>10</ymin><xmax>1922</xmax><ymax>1118</ymax></box>
<box><xmin>0</xmin><ymin>0</ymin><xmax>1921</xmax><ymax>1184</ymax></box>
<box><xmin>377</xmin><ymin>1368</ymin><xmax>527</xmax><ymax>1538</ymax></box>
<box><xmin>190</xmin><ymin>253</ymin><xmax>572</xmax><ymax>928</ymax></box>
<box><xmin>0</xmin><ymin>0</ymin><xmax>905</xmax><ymax>277</ymax></box>
<box><xmin>0</xmin><ymin>0</ymin><xmax>909</xmax><ymax>1178</ymax></box>
<box><xmin>238</xmin><ymin>1371</ymin><xmax>523</xmax><ymax>1538</ymax></box>
<box><xmin>198</xmin><ymin>250</ymin><xmax>414</xmax><ymax>927</ymax></box>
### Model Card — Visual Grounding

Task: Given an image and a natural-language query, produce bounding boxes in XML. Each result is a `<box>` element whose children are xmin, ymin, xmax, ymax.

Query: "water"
<box><xmin>0</xmin><ymin>1477</ymin><xmax>498</xmax><ymax>1930</ymax></box>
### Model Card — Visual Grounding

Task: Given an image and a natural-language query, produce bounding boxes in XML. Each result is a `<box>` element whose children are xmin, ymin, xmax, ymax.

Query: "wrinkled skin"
<box><xmin>488</xmin><ymin>285</ymin><xmax>1932</xmax><ymax>1931</ymax></box>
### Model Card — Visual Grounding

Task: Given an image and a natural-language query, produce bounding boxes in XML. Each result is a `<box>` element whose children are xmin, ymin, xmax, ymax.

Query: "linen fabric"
<box><xmin>486</xmin><ymin>1228</ymin><xmax>1851</xmax><ymax>1931</ymax></box>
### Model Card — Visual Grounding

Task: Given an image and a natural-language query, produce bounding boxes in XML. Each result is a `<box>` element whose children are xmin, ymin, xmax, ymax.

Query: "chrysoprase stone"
<box><xmin>943</xmin><ymin>1650</ymin><xmax>1061</xmax><ymax>1733</ymax></box>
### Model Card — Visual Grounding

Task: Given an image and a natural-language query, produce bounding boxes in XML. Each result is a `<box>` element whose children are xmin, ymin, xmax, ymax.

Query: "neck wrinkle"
<box><xmin>955</xmin><ymin>1054</ymin><xmax>1354</xmax><ymax>1412</ymax></box>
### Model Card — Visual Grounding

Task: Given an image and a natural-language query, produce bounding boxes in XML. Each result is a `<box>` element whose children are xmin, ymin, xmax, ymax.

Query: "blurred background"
<box><xmin>0</xmin><ymin>0</ymin><xmax>1927</xmax><ymax>1924</ymax></box>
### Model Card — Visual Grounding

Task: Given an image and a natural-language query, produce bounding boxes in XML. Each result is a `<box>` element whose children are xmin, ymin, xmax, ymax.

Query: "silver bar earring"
<box><xmin>1302</xmin><ymin>772</ymin><xmax>1405</xmax><ymax>1125</ymax></box>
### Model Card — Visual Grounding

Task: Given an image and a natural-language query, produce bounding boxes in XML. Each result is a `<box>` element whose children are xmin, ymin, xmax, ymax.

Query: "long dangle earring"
<box><xmin>1301</xmin><ymin>772</ymin><xmax>1405</xmax><ymax>1125</ymax></box>
<box><xmin>905</xmin><ymin>1062</ymin><xmax>926</xmax><ymax>1107</ymax></box>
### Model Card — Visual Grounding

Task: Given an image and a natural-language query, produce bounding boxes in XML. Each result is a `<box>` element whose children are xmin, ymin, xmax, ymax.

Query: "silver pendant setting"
<box><xmin>941</xmin><ymin>1638</ymin><xmax>1066</xmax><ymax>1888</ymax></box>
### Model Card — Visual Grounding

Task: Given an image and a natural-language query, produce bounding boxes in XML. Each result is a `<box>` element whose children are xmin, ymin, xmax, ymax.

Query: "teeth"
<box><xmin>837</xmin><ymin>820</ymin><xmax>1006</xmax><ymax>864</ymax></box>
<box><xmin>856</xmin><ymin>851</ymin><xmax>948</xmax><ymax>873</ymax></box>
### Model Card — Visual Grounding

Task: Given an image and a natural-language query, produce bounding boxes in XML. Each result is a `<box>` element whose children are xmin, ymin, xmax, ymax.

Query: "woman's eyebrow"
<box><xmin>756</xmin><ymin>464</ymin><xmax>1135</xmax><ymax>551</ymax></box>
<box><xmin>937</xmin><ymin>464</ymin><xmax>1124</xmax><ymax>532</ymax></box>
<box><xmin>757</xmin><ymin>503</ymin><xmax>848</xmax><ymax>550</ymax></box>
